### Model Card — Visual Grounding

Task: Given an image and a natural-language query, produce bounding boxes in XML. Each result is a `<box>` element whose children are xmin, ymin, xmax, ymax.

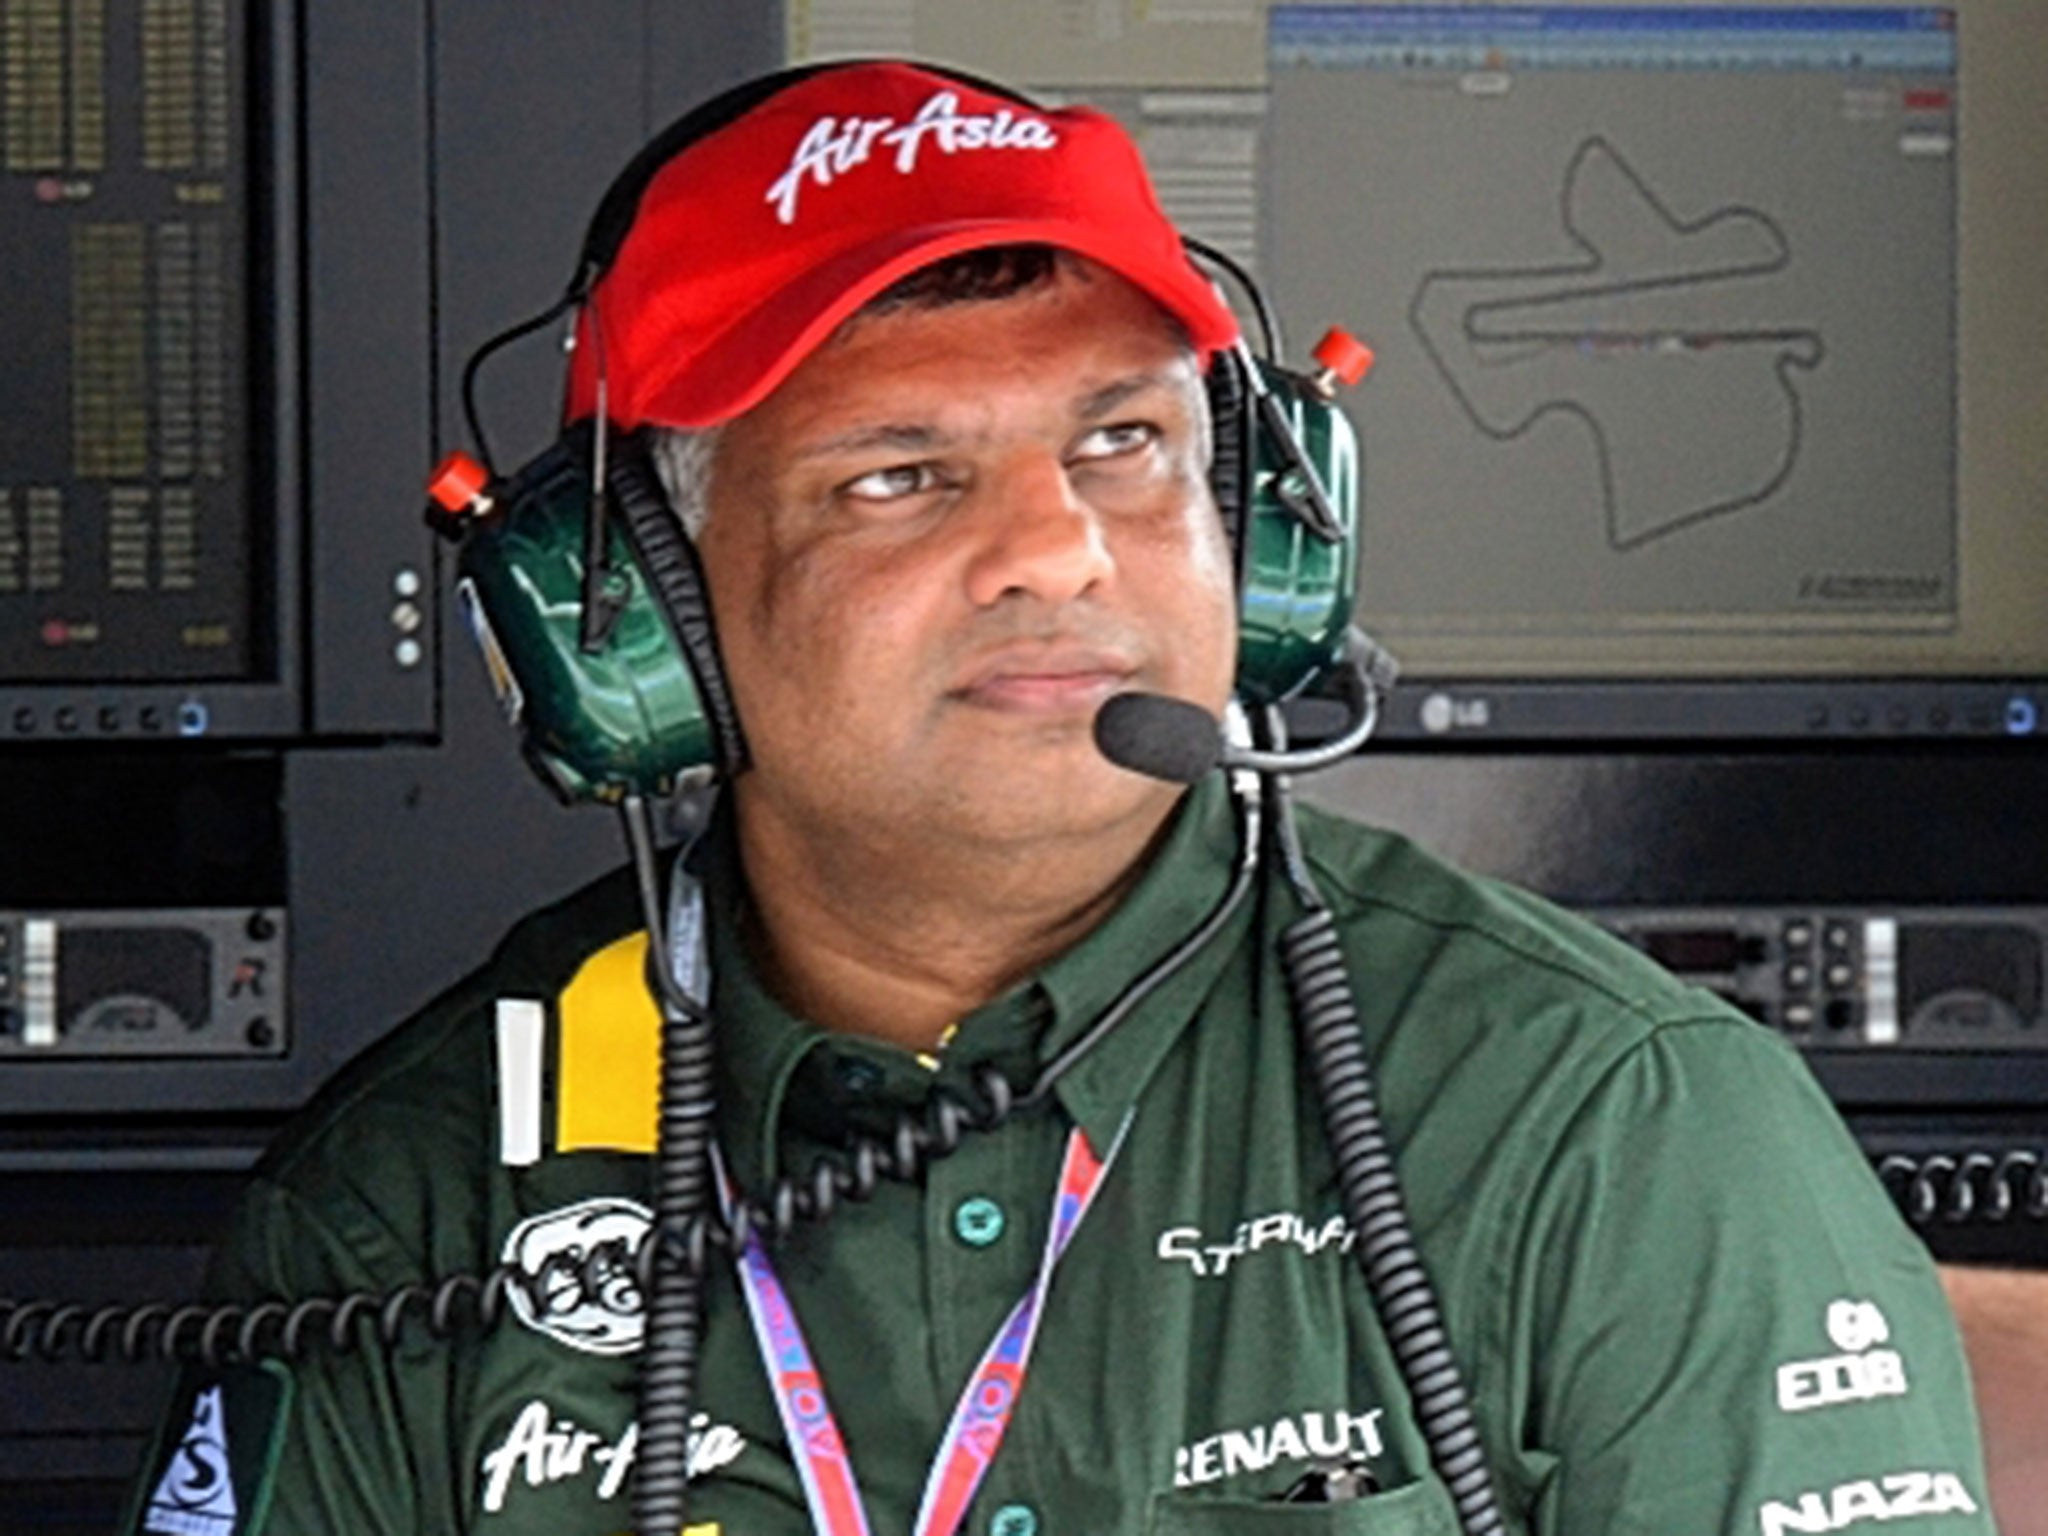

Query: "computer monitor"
<box><xmin>0</xmin><ymin>0</ymin><xmax>297</xmax><ymax>732</ymax></box>
<box><xmin>1264</xmin><ymin>5</ymin><xmax>2040</xmax><ymax>741</ymax></box>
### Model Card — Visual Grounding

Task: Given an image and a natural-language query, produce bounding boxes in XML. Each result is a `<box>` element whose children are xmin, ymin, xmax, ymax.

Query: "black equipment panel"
<box><xmin>0</xmin><ymin>906</ymin><xmax>285</xmax><ymax>1057</ymax></box>
<box><xmin>1586</xmin><ymin>905</ymin><xmax>2047</xmax><ymax>1051</ymax></box>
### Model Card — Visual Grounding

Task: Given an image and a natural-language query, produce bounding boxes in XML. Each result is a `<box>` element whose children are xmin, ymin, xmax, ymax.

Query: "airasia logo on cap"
<box><xmin>765</xmin><ymin>89</ymin><xmax>1059</xmax><ymax>225</ymax></box>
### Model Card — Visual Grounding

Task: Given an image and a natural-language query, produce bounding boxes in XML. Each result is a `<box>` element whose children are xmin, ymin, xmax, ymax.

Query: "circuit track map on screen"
<box><xmin>1264</xmin><ymin>6</ymin><xmax>1958</xmax><ymax>669</ymax></box>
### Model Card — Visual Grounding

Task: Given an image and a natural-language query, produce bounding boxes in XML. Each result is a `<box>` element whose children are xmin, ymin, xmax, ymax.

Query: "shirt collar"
<box><xmin>1029</xmin><ymin>772</ymin><xmax>1250</xmax><ymax>1152</ymax></box>
<box><xmin>704</xmin><ymin>773</ymin><xmax>1251</xmax><ymax>1186</ymax></box>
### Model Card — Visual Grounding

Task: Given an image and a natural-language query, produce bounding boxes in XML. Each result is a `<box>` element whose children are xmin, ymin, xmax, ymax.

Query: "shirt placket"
<box><xmin>921</xmin><ymin>1095</ymin><xmax>1067</xmax><ymax>1534</ymax></box>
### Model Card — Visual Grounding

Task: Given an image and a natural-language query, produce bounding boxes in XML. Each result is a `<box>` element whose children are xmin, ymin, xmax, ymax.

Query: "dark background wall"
<box><xmin>0</xmin><ymin>3</ymin><xmax>2039</xmax><ymax>1530</ymax></box>
<box><xmin>0</xmin><ymin>7</ymin><xmax>782</xmax><ymax>1528</ymax></box>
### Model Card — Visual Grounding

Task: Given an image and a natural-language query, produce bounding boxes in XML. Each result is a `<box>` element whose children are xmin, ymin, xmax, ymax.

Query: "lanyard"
<box><xmin>716</xmin><ymin>1122</ymin><xmax>1125</xmax><ymax>1536</ymax></box>
<box><xmin>668</xmin><ymin>844</ymin><xmax>1129</xmax><ymax>1534</ymax></box>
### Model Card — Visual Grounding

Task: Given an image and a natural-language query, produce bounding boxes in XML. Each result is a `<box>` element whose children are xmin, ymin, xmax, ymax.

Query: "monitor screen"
<box><xmin>1264</xmin><ymin>5</ymin><xmax>2039</xmax><ymax>741</ymax></box>
<box><xmin>0</xmin><ymin>0</ymin><xmax>262</xmax><ymax>684</ymax></box>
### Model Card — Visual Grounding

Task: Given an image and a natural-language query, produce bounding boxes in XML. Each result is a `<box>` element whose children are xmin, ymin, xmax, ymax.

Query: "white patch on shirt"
<box><xmin>494</xmin><ymin>998</ymin><xmax>545</xmax><ymax>1168</ymax></box>
<box><xmin>143</xmin><ymin>1386</ymin><xmax>238</xmax><ymax>1536</ymax></box>
<box><xmin>478</xmin><ymin>1400</ymin><xmax>745</xmax><ymax>1515</ymax></box>
<box><xmin>500</xmin><ymin>1197</ymin><xmax>651</xmax><ymax>1355</ymax></box>
<box><xmin>1776</xmin><ymin>1298</ymin><xmax>1909</xmax><ymax>1414</ymax></box>
<box><xmin>1757</xmin><ymin>1470</ymin><xmax>1979</xmax><ymax>1535</ymax></box>
<box><xmin>764</xmin><ymin>90</ymin><xmax>1060</xmax><ymax>224</ymax></box>
<box><xmin>1173</xmin><ymin>1408</ymin><xmax>1384</xmax><ymax>1490</ymax></box>
<box><xmin>1155</xmin><ymin>1210</ymin><xmax>1355</xmax><ymax>1278</ymax></box>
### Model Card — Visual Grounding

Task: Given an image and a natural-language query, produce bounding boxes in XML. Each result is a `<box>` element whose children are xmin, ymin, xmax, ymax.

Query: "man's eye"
<box><xmin>841</xmin><ymin>463</ymin><xmax>944</xmax><ymax>503</ymax></box>
<box><xmin>1071</xmin><ymin>422</ymin><xmax>1159</xmax><ymax>463</ymax></box>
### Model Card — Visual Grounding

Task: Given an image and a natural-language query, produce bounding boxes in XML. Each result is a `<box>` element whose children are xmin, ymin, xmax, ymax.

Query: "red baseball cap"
<box><xmin>562</xmin><ymin>61</ymin><xmax>1241</xmax><ymax>430</ymax></box>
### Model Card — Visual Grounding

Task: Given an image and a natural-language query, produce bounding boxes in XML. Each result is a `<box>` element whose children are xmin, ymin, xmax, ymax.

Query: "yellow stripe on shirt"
<box><xmin>554</xmin><ymin>931</ymin><xmax>660</xmax><ymax>1155</ymax></box>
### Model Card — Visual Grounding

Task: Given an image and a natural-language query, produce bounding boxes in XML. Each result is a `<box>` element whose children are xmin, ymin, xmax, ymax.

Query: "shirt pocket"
<box><xmin>1145</xmin><ymin>1476</ymin><xmax>1463</xmax><ymax>1535</ymax></box>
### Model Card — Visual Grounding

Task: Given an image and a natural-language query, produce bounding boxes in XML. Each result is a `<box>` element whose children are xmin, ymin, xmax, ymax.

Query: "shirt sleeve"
<box><xmin>1514</xmin><ymin>1015</ymin><xmax>1994</xmax><ymax>1536</ymax></box>
<box><xmin>119</xmin><ymin>1176</ymin><xmax>457</xmax><ymax>1536</ymax></box>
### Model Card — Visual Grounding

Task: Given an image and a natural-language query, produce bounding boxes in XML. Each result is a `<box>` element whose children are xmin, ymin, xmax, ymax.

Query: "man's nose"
<box><xmin>962</xmin><ymin>449</ymin><xmax>1115</xmax><ymax>608</ymax></box>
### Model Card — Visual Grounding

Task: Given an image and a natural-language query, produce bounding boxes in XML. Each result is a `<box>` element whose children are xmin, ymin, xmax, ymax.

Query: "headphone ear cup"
<box><xmin>606</xmin><ymin>434</ymin><xmax>748</xmax><ymax>776</ymax></box>
<box><xmin>449</xmin><ymin>424</ymin><xmax>745</xmax><ymax>801</ymax></box>
<box><xmin>1231</xmin><ymin>361</ymin><xmax>1361</xmax><ymax>705</ymax></box>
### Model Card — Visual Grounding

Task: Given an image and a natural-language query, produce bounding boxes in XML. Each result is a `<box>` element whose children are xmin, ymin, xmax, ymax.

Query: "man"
<box><xmin>125</xmin><ymin>61</ymin><xmax>1991</xmax><ymax>1536</ymax></box>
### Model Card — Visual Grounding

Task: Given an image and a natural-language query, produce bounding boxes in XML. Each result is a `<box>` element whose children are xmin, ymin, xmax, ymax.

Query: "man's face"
<box><xmin>696</xmin><ymin>260</ymin><xmax>1238</xmax><ymax>855</ymax></box>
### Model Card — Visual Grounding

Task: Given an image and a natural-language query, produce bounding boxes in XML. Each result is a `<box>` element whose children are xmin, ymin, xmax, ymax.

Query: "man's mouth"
<box><xmin>950</xmin><ymin>646</ymin><xmax>1139</xmax><ymax>715</ymax></box>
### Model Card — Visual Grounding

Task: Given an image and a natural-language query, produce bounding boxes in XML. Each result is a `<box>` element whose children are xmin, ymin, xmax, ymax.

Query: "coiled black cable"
<box><xmin>1280</xmin><ymin>907</ymin><xmax>1502</xmax><ymax>1536</ymax></box>
<box><xmin>0</xmin><ymin>958</ymin><xmax>1183</xmax><ymax>1370</ymax></box>
<box><xmin>6</xmin><ymin>1251</ymin><xmax>586</xmax><ymax>1367</ymax></box>
<box><xmin>1877</xmin><ymin>1149</ymin><xmax>2048</xmax><ymax>1228</ymax></box>
<box><xmin>620</xmin><ymin>793</ymin><xmax>717</xmax><ymax>1536</ymax></box>
<box><xmin>1258</xmin><ymin>708</ymin><xmax>1504</xmax><ymax>1536</ymax></box>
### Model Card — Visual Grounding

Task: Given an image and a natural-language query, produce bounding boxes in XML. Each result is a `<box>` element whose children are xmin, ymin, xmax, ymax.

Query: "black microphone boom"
<box><xmin>1093</xmin><ymin>627</ymin><xmax>1396</xmax><ymax>786</ymax></box>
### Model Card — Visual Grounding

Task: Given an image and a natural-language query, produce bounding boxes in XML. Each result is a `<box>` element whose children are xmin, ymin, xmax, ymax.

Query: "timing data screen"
<box><xmin>1263</xmin><ymin>6</ymin><xmax>1958</xmax><ymax>675</ymax></box>
<box><xmin>0</xmin><ymin>0</ymin><xmax>256</xmax><ymax>683</ymax></box>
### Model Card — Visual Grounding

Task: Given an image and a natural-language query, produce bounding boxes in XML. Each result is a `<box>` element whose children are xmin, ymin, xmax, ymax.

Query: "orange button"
<box><xmin>426</xmin><ymin>451</ymin><xmax>491</xmax><ymax>514</ymax></box>
<box><xmin>1312</xmin><ymin>327</ymin><xmax>1375</xmax><ymax>386</ymax></box>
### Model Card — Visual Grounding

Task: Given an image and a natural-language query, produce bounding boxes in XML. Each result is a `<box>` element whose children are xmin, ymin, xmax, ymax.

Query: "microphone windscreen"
<box><xmin>1092</xmin><ymin>693</ymin><xmax>1223</xmax><ymax>784</ymax></box>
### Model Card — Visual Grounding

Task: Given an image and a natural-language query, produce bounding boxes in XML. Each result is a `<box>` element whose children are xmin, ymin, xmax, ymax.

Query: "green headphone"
<box><xmin>430</xmin><ymin>70</ymin><xmax>1363</xmax><ymax>805</ymax></box>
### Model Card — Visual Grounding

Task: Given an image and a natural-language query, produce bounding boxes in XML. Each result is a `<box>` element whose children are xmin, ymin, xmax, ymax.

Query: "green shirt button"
<box><xmin>832</xmin><ymin>1056</ymin><xmax>883</xmax><ymax>1095</ymax></box>
<box><xmin>990</xmin><ymin>1503</ymin><xmax>1037</xmax><ymax>1536</ymax></box>
<box><xmin>954</xmin><ymin>1196</ymin><xmax>1006</xmax><ymax>1247</ymax></box>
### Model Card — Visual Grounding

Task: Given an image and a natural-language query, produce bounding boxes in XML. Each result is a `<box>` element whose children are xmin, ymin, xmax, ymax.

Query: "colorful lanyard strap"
<box><xmin>666</xmin><ymin>850</ymin><xmax>1130</xmax><ymax>1534</ymax></box>
<box><xmin>715</xmin><ymin>1117</ymin><xmax>1128</xmax><ymax>1536</ymax></box>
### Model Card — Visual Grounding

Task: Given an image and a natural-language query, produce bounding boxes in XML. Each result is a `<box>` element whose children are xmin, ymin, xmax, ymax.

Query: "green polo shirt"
<box><xmin>125</xmin><ymin>779</ymin><xmax>1991</xmax><ymax>1536</ymax></box>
